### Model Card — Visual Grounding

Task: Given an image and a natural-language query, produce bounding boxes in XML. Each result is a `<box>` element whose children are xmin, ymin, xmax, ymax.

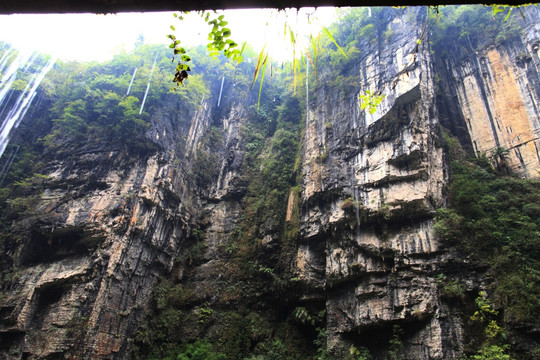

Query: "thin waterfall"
<box><xmin>0</xmin><ymin>54</ymin><xmax>55</xmax><ymax>159</ymax></box>
<box><xmin>0</xmin><ymin>50</ymin><xmax>34</xmax><ymax>110</ymax></box>
<box><xmin>217</xmin><ymin>76</ymin><xmax>225</xmax><ymax>107</ymax></box>
<box><xmin>126</xmin><ymin>68</ymin><xmax>138</xmax><ymax>95</ymax></box>
<box><xmin>139</xmin><ymin>54</ymin><xmax>158</xmax><ymax>115</ymax></box>
<box><xmin>351</xmin><ymin>156</ymin><xmax>361</xmax><ymax>239</ymax></box>
<box><xmin>0</xmin><ymin>90</ymin><xmax>15</xmax><ymax>119</ymax></box>
<box><xmin>352</xmin><ymin>97</ymin><xmax>358</xmax><ymax>130</ymax></box>
<box><xmin>23</xmin><ymin>52</ymin><xmax>39</xmax><ymax>71</ymax></box>
<box><xmin>0</xmin><ymin>47</ymin><xmax>14</xmax><ymax>75</ymax></box>
<box><xmin>306</xmin><ymin>57</ymin><xmax>309</xmax><ymax>123</ymax></box>
<box><xmin>0</xmin><ymin>145</ymin><xmax>19</xmax><ymax>187</ymax></box>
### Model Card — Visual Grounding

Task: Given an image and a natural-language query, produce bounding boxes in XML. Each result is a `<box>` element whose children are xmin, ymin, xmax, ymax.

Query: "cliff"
<box><xmin>0</xmin><ymin>6</ymin><xmax>539</xmax><ymax>360</ymax></box>
<box><xmin>433</xmin><ymin>5</ymin><xmax>540</xmax><ymax>177</ymax></box>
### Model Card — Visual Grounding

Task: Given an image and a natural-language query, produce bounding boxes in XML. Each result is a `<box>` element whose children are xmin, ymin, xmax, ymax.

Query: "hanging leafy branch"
<box><xmin>168</xmin><ymin>11</ymin><xmax>244</xmax><ymax>87</ymax></box>
<box><xmin>359</xmin><ymin>90</ymin><xmax>385</xmax><ymax>115</ymax></box>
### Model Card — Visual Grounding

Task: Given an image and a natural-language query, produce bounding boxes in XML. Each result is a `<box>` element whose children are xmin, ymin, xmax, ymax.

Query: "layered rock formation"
<box><xmin>434</xmin><ymin>6</ymin><xmax>540</xmax><ymax>177</ymax></box>
<box><xmin>297</xmin><ymin>8</ymin><xmax>455</xmax><ymax>359</ymax></box>
<box><xmin>0</xmin><ymin>94</ymin><xmax>204</xmax><ymax>358</ymax></box>
<box><xmin>0</xmin><ymin>6</ymin><xmax>539</xmax><ymax>360</ymax></box>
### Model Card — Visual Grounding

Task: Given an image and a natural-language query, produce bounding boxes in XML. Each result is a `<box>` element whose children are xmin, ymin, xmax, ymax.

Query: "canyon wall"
<box><xmin>298</xmin><ymin>8</ymin><xmax>457</xmax><ymax>359</ymax></box>
<box><xmin>434</xmin><ymin>6</ymin><xmax>540</xmax><ymax>177</ymax></box>
<box><xmin>0</xmin><ymin>6</ymin><xmax>539</xmax><ymax>360</ymax></box>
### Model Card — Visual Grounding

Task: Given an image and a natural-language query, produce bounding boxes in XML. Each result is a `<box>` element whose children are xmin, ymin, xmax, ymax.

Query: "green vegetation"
<box><xmin>1</xmin><ymin>6</ymin><xmax>538</xmax><ymax>360</ymax></box>
<box><xmin>464</xmin><ymin>292</ymin><xmax>514</xmax><ymax>360</ymax></box>
<box><xmin>434</xmin><ymin>154</ymin><xmax>540</xmax><ymax>323</ymax></box>
<box><xmin>349</xmin><ymin>346</ymin><xmax>373</xmax><ymax>360</ymax></box>
<box><xmin>168</xmin><ymin>12</ymin><xmax>243</xmax><ymax>87</ymax></box>
<box><xmin>435</xmin><ymin>131</ymin><xmax>540</xmax><ymax>358</ymax></box>
<box><xmin>430</xmin><ymin>5</ymin><xmax>523</xmax><ymax>59</ymax></box>
<box><xmin>436</xmin><ymin>273</ymin><xmax>465</xmax><ymax>300</ymax></box>
<box><xmin>130</xmin><ymin>41</ymin><xmax>308</xmax><ymax>360</ymax></box>
<box><xmin>387</xmin><ymin>325</ymin><xmax>404</xmax><ymax>360</ymax></box>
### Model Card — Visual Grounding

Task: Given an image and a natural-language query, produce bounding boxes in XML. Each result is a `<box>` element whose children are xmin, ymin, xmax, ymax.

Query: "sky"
<box><xmin>0</xmin><ymin>8</ymin><xmax>338</xmax><ymax>63</ymax></box>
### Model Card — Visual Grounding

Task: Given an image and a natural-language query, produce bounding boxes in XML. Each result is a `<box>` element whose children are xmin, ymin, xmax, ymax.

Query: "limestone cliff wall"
<box><xmin>297</xmin><ymin>8</ymin><xmax>461</xmax><ymax>359</ymax></box>
<box><xmin>435</xmin><ymin>7</ymin><xmax>540</xmax><ymax>177</ymax></box>
<box><xmin>0</xmin><ymin>92</ymin><xmax>212</xmax><ymax>358</ymax></box>
<box><xmin>1</xmin><ymin>6</ymin><xmax>540</xmax><ymax>360</ymax></box>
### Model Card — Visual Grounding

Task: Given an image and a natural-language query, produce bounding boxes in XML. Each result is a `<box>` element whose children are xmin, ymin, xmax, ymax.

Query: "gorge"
<box><xmin>0</xmin><ymin>6</ymin><xmax>539</xmax><ymax>360</ymax></box>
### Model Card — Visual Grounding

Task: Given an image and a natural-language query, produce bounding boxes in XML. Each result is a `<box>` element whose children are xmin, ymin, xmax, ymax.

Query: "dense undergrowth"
<box><xmin>436</xmin><ymin>132</ymin><xmax>540</xmax><ymax>359</ymax></box>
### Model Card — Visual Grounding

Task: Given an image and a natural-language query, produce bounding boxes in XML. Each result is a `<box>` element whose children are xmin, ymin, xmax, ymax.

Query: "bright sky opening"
<box><xmin>0</xmin><ymin>8</ymin><xmax>338</xmax><ymax>63</ymax></box>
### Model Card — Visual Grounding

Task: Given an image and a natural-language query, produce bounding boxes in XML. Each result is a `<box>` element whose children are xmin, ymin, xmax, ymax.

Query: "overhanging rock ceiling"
<box><xmin>0</xmin><ymin>0</ymin><xmax>532</xmax><ymax>14</ymax></box>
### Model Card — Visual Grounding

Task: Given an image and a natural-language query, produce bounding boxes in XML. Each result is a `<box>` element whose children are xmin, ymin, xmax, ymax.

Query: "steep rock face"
<box><xmin>0</xmin><ymin>94</ymin><xmax>212</xmax><ymax>359</ymax></box>
<box><xmin>297</xmin><ymin>8</ymin><xmax>459</xmax><ymax>359</ymax></box>
<box><xmin>1</xmin><ymin>6</ymin><xmax>540</xmax><ymax>360</ymax></box>
<box><xmin>435</xmin><ymin>7</ymin><xmax>540</xmax><ymax>177</ymax></box>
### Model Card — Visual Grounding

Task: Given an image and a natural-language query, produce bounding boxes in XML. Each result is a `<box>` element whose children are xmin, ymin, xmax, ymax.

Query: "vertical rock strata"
<box><xmin>0</xmin><ymin>95</ymin><xmax>211</xmax><ymax>358</ymax></box>
<box><xmin>298</xmin><ymin>8</ymin><xmax>453</xmax><ymax>359</ymax></box>
<box><xmin>0</xmin><ymin>6</ymin><xmax>539</xmax><ymax>360</ymax></box>
<box><xmin>434</xmin><ymin>7</ymin><xmax>540</xmax><ymax>177</ymax></box>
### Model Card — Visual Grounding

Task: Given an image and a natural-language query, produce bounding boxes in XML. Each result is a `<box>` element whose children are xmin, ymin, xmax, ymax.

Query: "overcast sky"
<box><xmin>0</xmin><ymin>8</ymin><xmax>338</xmax><ymax>63</ymax></box>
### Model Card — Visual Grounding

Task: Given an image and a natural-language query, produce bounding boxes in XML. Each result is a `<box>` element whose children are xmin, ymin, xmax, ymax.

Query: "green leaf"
<box><xmin>321</xmin><ymin>24</ymin><xmax>348</xmax><ymax>59</ymax></box>
<box><xmin>492</xmin><ymin>5</ymin><xmax>504</xmax><ymax>15</ymax></box>
<box><xmin>257</xmin><ymin>53</ymin><xmax>268</xmax><ymax>110</ymax></box>
<box><xmin>503</xmin><ymin>8</ymin><xmax>512</xmax><ymax>22</ymax></box>
<box><xmin>170</xmin><ymin>25</ymin><xmax>176</xmax><ymax>31</ymax></box>
<box><xmin>249</xmin><ymin>45</ymin><xmax>267</xmax><ymax>92</ymax></box>
<box><xmin>219</xmin><ymin>21</ymin><xmax>228</xmax><ymax>27</ymax></box>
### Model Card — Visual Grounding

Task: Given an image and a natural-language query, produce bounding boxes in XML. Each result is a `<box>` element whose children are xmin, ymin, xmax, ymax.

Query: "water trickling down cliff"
<box><xmin>0</xmin><ymin>6</ymin><xmax>539</xmax><ymax>360</ymax></box>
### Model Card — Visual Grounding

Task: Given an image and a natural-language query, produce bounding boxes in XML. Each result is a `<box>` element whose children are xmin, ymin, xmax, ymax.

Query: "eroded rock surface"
<box><xmin>0</xmin><ymin>6</ymin><xmax>539</xmax><ymax>360</ymax></box>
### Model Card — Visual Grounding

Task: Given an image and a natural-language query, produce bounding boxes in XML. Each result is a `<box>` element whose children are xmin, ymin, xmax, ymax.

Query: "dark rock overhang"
<box><xmin>0</xmin><ymin>0</ymin><xmax>533</xmax><ymax>14</ymax></box>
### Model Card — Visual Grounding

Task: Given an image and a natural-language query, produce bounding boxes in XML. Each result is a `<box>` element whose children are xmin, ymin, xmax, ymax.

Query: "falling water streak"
<box><xmin>0</xmin><ymin>145</ymin><xmax>19</xmax><ymax>187</ymax></box>
<box><xmin>1</xmin><ymin>67</ymin><xmax>40</xmax><ymax>134</ymax></box>
<box><xmin>0</xmin><ymin>50</ymin><xmax>34</xmax><ymax>110</ymax></box>
<box><xmin>23</xmin><ymin>52</ymin><xmax>39</xmax><ymax>72</ymax></box>
<box><xmin>352</xmin><ymin>156</ymin><xmax>361</xmax><ymax>239</ymax></box>
<box><xmin>304</xmin><ymin>58</ymin><xmax>310</xmax><ymax>220</ymax></box>
<box><xmin>15</xmin><ymin>91</ymin><xmax>38</xmax><ymax>129</ymax></box>
<box><xmin>217</xmin><ymin>76</ymin><xmax>225</xmax><ymax>107</ymax></box>
<box><xmin>306</xmin><ymin>57</ymin><xmax>309</xmax><ymax>123</ymax></box>
<box><xmin>126</xmin><ymin>68</ymin><xmax>138</xmax><ymax>95</ymax></box>
<box><xmin>0</xmin><ymin>90</ymin><xmax>15</xmax><ymax>119</ymax></box>
<box><xmin>353</xmin><ymin>185</ymin><xmax>361</xmax><ymax>239</ymax></box>
<box><xmin>178</xmin><ymin>188</ymin><xmax>186</xmax><ymax>213</ymax></box>
<box><xmin>139</xmin><ymin>54</ymin><xmax>158</xmax><ymax>115</ymax></box>
<box><xmin>352</xmin><ymin>97</ymin><xmax>358</xmax><ymax>130</ymax></box>
<box><xmin>0</xmin><ymin>56</ymin><xmax>56</xmax><ymax>158</ymax></box>
<box><xmin>0</xmin><ymin>47</ymin><xmax>14</xmax><ymax>75</ymax></box>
